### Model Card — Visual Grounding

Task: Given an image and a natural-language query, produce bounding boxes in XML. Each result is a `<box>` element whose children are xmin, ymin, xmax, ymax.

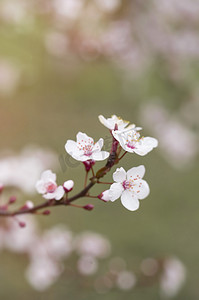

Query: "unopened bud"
<box><xmin>25</xmin><ymin>201</ymin><xmax>34</xmax><ymax>209</ymax></box>
<box><xmin>98</xmin><ymin>190</ymin><xmax>110</xmax><ymax>202</ymax></box>
<box><xmin>63</xmin><ymin>180</ymin><xmax>74</xmax><ymax>192</ymax></box>
<box><xmin>9</xmin><ymin>196</ymin><xmax>17</xmax><ymax>204</ymax></box>
<box><xmin>83</xmin><ymin>204</ymin><xmax>94</xmax><ymax>211</ymax></box>
<box><xmin>19</xmin><ymin>221</ymin><xmax>26</xmax><ymax>228</ymax></box>
<box><xmin>20</xmin><ymin>201</ymin><xmax>34</xmax><ymax>210</ymax></box>
<box><xmin>83</xmin><ymin>160</ymin><xmax>95</xmax><ymax>172</ymax></box>
<box><xmin>42</xmin><ymin>210</ymin><xmax>51</xmax><ymax>215</ymax></box>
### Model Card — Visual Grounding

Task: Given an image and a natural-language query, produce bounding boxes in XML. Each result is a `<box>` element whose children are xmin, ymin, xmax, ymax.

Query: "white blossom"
<box><xmin>98</xmin><ymin>114</ymin><xmax>130</xmax><ymax>130</ymax></box>
<box><xmin>42</xmin><ymin>226</ymin><xmax>73</xmax><ymax>260</ymax></box>
<box><xmin>77</xmin><ymin>255</ymin><xmax>98</xmax><ymax>275</ymax></box>
<box><xmin>108</xmin><ymin>166</ymin><xmax>150</xmax><ymax>211</ymax></box>
<box><xmin>25</xmin><ymin>257</ymin><xmax>63</xmax><ymax>291</ymax></box>
<box><xmin>65</xmin><ymin>132</ymin><xmax>109</xmax><ymax>162</ymax></box>
<box><xmin>112</xmin><ymin>127</ymin><xmax>158</xmax><ymax>156</ymax></box>
<box><xmin>4</xmin><ymin>216</ymin><xmax>38</xmax><ymax>253</ymax></box>
<box><xmin>74</xmin><ymin>232</ymin><xmax>111</xmax><ymax>259</ymax></box>
<box><xmin>36</xmin><ymin>170</ymin><xmax>64</xmax><ymax>200</ymax></box>
<box><xmin>0</xmin><ymin>146</ymin><xmax>57</xmax><ymax>194</ymax></box>
<box><xmin>116</xmin><ymin>271</ymin><xmax>136</xmax><ymax>290</ymax></box>
<box><xmin>160</xmin><ymin>257</ymin><xmax>186</xmax><ymax>298</ymax></box>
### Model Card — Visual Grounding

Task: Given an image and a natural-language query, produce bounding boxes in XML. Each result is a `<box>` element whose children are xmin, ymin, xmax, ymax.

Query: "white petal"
<box><xmin>112</xmin><ymin>131</ymin><xmax>127</xmax><ymax>150</ymax></box>
<box><xmin>76</xmin><ymin>132</ymin><xmax>93</xmax><ymax>145</ymax></box>
<box><xmin>65</xmin><ymin>140</ymin><xmax>80</xmax><ymax>156</ymax></box>
<box><xmin>117</xmin><ymin>120</ymin><xmax>129</xmax><ymax>131</ymax></box>
<box><xmin>101</xmin><ymin>190</ymin><xmax>111</xmax><ymax>201</ymax></box>
<box><xmin>133</xmin><ymin>180</ymin><xmax>150</xmax><ymax>200</ymax></box>
<box><xmin>35</xmin><ymin>180</ymin><xmax>46</xmax><ymax>194</ymax></box>
<box><xmin>111</xmin><ymin>115</ymin><xmax>129</xmax><ymax>130</ymax></box>
<box><xmin>43</xmin><ymin>192</ymin><xmax>56</xmax><ymax>200</ymax></box>
<box><xmin>112</xmin><ymin>130</ymin><xmax>136</xmax><ymax>153</ymax></box>
<box><xmin>71</xmin><ymin>154</ymin><xmax>89</xmax><ymax>161</ymax></box>
<box><xmin>55</xmin><ymin>186</ymin><xmax>65</xmax><ymax>200</ymax></box>
<box><xmin>127</xmin><ymin>165</ymin><xmax>145</xmax><ymax>181</ymax></box>
<box><xmin>91</xmin><ymin>151</ymin><xmax>109</xmax><ymax>161</ymax></box>
<box><xmin>121</xmin><ymin>190</ymin><xmax>140</xmax><ymax>211</ymax></box>
<box><xmin>41</xmin><ymin>170</ymin><xmax>56</xmax><ymax>182</ymax></box>
<box><xmin>113</xmin><ymin>167</ymin><xmax>126</xmax><ymax>183</ymax></box>
<box><xmin>134</xmin><ymin>137</ymin><xmax>158</xmax><ymax>156</ymax></box>
<box><xmin>92</xmin><ymin>138</ymin><xmax>104</xmax><ymax>152</ymax></box>
<box><xmin>98</xmin><ymin>115</ymin><xmax>113</xmax><ymax>130</ymax></box>
<box><xmin>109</xmin><ymin>183</ymin><xmax>124</xmax><ymax>202</ymax></box>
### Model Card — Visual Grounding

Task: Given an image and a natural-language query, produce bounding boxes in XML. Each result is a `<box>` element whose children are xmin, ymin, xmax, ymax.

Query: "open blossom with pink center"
<box><xmin>108</xmin><ymin>166</ymin><xmax>150</xmax><ymax>211</ymax></box>
<box><xmin>112</xmin><ymin>127</ymin><xmax>158</xmax><ymax>156</ymax></box>
<box><xmin>65</xmin><ymin>132</ymin><xmax>109</xmax><ymax>162</ymax></box>
<box><xmin>36</xmin><ymin>170</ymin><xmax>64</xmax><ymax>200</ymax></box>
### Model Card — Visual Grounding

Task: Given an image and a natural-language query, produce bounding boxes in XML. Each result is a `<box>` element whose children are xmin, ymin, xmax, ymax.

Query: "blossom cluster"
<box><xmin>34</xmin><ymin>114</ymin><xmax>158</xmax><ymax>212</ymax></box>
<box><xmin>0</xmin><ymin>114</ymin><xmax>157</xmax><ymax>219</ymax></box>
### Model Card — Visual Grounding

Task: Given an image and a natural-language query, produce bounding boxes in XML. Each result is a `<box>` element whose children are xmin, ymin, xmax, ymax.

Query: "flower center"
<box><xmin>78</xmin><ymin>140</ymin><xmax>94</xmax><ymax>157</ymax></box>
<box><xmin>45</xmin><ymin>182</ymin><xmax>57</xmax><ymax>193</ymax></box>
<box><xmin>83</xmin><ymin>145</ymin><xmax>93</xmax><ymax>156</ymax></box>
<box><xmin>122</xmin><ymin>180</ymin><xmax>134</xmax><ymax>190</ymax></box>
<box><xmin>126</xmin><ymin>132</ymin><xmax>142</xmax><ymax>149</ymax></box>
<box><xmin>126</xmin><ymin>141</ymin><xmax>136</xmax><ymax>149</ymax></box>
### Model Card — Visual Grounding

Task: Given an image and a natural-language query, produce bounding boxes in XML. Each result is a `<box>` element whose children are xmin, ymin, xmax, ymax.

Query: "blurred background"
<box><xmin>0</xmin><ymin>0</ymin><xmax>199</xmax><ymax>299</ymax></box>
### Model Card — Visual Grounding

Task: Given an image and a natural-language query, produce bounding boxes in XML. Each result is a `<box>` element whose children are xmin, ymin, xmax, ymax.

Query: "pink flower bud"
<box><xmin>63</xmin><ymin>180</ymin><xmax>74</xmax><ymax>192</ymax></box>
<box><xmin>20</xmin><ymin>201</ymin><xmax>34</xmax><ymax>210</ymax></box>
<box><xmin>42</xmin><ymin>210</ymin><xmax>51</xmax><ymax>215</ymax></box>
<box><xmin>83</xmin><ymin>160</ymin><xmax>95</xmax><ymax>172</ymax></box>
<box><xmin>9</xmin><ymin>196</ymin><xmax>17</xmax><ymax>204</ymax></box>
<box><xmin>98</xmin><ymin>190</ymin><xmax>110</xmax><ymax>202</ymax></box>
<box><xmin>19</xmin><ymin>221</ymin><xmax>26</xmax><ymax>228</ymax></box>
<box><xmin>25</xmin><ymin>201</ymin><xmax>34</xmax><ymax>209</ymax></box>
<box><xmin>83</xmin><ymin>204</ymin><xmax>94</xmax><ymax>211</ymax></box>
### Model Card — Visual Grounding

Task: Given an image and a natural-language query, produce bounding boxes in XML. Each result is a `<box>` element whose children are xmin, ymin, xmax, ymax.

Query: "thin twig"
<box><xmin>0</xmin><ymin>136</ymin><xmax>120</xmax><ymax>218</ymax></box>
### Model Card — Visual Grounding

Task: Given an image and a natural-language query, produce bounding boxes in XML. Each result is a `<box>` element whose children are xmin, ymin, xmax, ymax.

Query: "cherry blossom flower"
<box><xmin>160</xmin><ymin>257</ymin><xmax>186</xmax><ymax>298</ymax></box>
<box><xmin>0</xmin><ymin>146</ymin><xmax>57</xmax><ymax>194</ymax></box>
<box><xmin>36</xmin><ymin>170</ymin><xmax>64</xmax><ymax>200</ymax></box>
<box><xmin>108</xmin><ymin>166</ymin><xmax>150</xmax><ymax>211</ymax></box>
<box><xmin>74</xmin><ymin>232</ymin><xmax>111</xmax><ymax>259</ymax></box>
<box><xmin>4</xmin><ymin>216</ymin><xmax>38</xmax><ymax>253</ymax></box>
<box><xmin>77</xmin><ymin>255</ymin><xmax>98</xmax><ymax>275</ymax></box>
<box><xmin>98</xmin><ymin>114</ymin><xmax>130</xmax><ymax>130</ymax></box>
<box><xmin>116</xmin><ymin>271</ymin><xmax>136</xmax><ymax>290</ymax></box>
<box><xmin>25</xmin><ymin>257</ymin><xmax>63</xmax><ymax>291</ymax></box>
<box><xmin>112</xmin><ymin>127</ymin><xmax>158</xmax><ymax>156</ymax></box>
<box><xmin>41</xmin><ymin>226</ymin><xmax>73</xmax><ymax>260</ymax></box>
<box><xmin>65</xmin><ymin>132</ymin><xmax>109</xmax><ymax>162</ymax></box>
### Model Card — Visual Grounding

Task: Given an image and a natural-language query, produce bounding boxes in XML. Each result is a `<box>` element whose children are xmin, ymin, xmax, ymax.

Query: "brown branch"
<box><xmin>0</xmin><ymin>133</ymin><xmax>120</xmax><ymax>218</ymax></box>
